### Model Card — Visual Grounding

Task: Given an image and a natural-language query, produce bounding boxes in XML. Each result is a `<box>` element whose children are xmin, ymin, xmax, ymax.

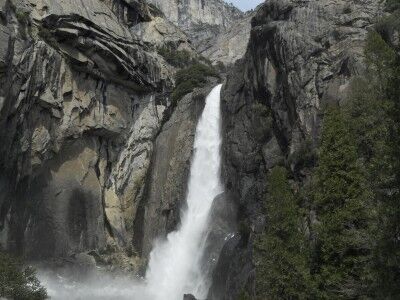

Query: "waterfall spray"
<box><xmin>144</xmin><ymin>84</ymin><xmax>223</xmax><ymax>300</ymax></box>
<box><xmin>37</xmin><ymin>85</ymin><xmax>224</xmax><ymax>300</ymax></box>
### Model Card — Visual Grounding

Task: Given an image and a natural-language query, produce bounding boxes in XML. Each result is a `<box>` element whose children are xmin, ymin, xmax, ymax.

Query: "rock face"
<box><xmin>133</xmin><ymin>84</ymin><xmax>217</xmax><ymax>257</ymax></box>
<box><xmin>132</xmin><ymin>16</ymin><xmax>194</xmax><ymax>52</ymax></box>
<box><xmin>0</xmin><ymin>0</ymin><xmax>227</xmax><ymax>280</ymax></box>
<box><xmin>147</xmin><ymin>0</ymin><xmax>248</xmax><ymax>65</ymax></box>
<box><xmin>146</xmin><ymin>0</ymin><xmax>242</xmax><ymax>35</ymax></box>
<box><xmin>197</xmin><ymin>11</ymin><xmax>254</xmax><ymax>66</ymax></box>
<box><xmin>0</xmin><ymin>0</ymin><xmax>200</xmax><ymax>267</ymax></box>
<box><xmin>211</xmin><ymin>0</ymin><xmax>384</xmax><ymax>298</ymax></box>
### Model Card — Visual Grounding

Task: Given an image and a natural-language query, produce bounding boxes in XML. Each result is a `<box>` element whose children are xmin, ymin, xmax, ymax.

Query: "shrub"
<box><xmin>238</xmin><ymin>290</ymin><xmax>251</xmax><ymax>300</ymax></box>
<box><xmin>375</xmin><ymin>11</ymin><xmax>400</xmax><ymax>48</ymax></box>
<box><xmin>171</xmin><ymin>63</ymin><xmax>219</xmax><ymax>104</ymax></box>
<box><xmin>254</xmin><ymin>167</ymin><xmax>313</xmax><ymax>299</ymax></box>
<box><xmin>386</xmin><ymin>0</ymin><xmax>400</xmax><ymax>12</ymax></box>
<box><xmin>312</xmin><ymin>106</ymin><xmax>374</xmax><ymax>299</ymax></box>
<box><xmin>288</xmin><ymin>138</ymin><xmax>316</xmax><ymax>171</ymax></box>
<box><xmin>0</xmin><ymin>250</ymin><xmax>47</xmax><ymax>300</ymax></box>
<box><xmin>157</xmin><ymin>46</ymin><xmax>193</xmax><ymax>68</ymax></box>
<box><xmin>198</xmin><ymin>55</ymin><xmax>212</xmax><ymax>66</ymax></box>
<box><xmin>15</xmin><ymin>10</ymin><xmax>30</xmax><ymax>25</ymax></box>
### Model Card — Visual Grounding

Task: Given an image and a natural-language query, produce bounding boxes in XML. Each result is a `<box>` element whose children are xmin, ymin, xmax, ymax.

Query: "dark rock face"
<box><xmin>183</xmin><ymin>294</ymin><xmax>197</xmax><ymax>300</ymax></box>
<box><xmin>134</xmin><ymin>85</ymin><xmax>216</xmax><ymax>257</ymax></box>
<box><xmin>0</xmin><ymin>0</ymin><xmax>194</xmax><ymax>269</ymax></box>
<box><xmin>213</xmin><ymin>0</ymin><xmax>384</xmax><ymax>298</ymax></box>
<box><xmin>208</xmin><ymin>235</ymin><xmax>254</xmax><ymax>300</ymax></box>
<box><xmin>0</xmin><ymin>0</ymin><xmax>226</xmax><ymax>278</ymax></box>
<box><xmin>201</xmin><ymin>192</ymin><xmax>237</xmax><ymax>290</ymax></box>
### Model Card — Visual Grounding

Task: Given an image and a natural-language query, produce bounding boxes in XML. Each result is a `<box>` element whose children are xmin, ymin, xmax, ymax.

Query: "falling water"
<box><xmin>37</xmin><ymin>85</ymin><xmax>223</xmax><ymax>300</ymax></box>
<box><xmin>144</xmin><ymin>84</ymin><xmax>223</xmax><ymax>300</ymax></box>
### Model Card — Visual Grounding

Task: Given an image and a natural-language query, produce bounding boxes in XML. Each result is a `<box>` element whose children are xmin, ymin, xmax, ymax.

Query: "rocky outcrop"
<box><xmin>213</xmin><ymin>0</ymin><xmax>385</xmax><ymax>298</ymax></box>
<box><xmin>146</xmin><ymin>0</ymin><xmax>245</xmax><ymax>62</ymax></box>
<box><xmin>132</xmin><ymin>16</ymin><xmax>194</xmax><ymax>52</ymax></box>
<box><xmin>146</xmin><ymin>0</ymin><xmax>242</xmax><ymax>34</ymax></box>
<box><xmin>0</xmin><ymin>0</ymin><xmax>180</xmax><ymax>266</ymax></box>
<box><xmin>183</xmin><ymin>294</ymin><xmax>197</xmax><ymax>300</ymax></box>
<box><xmin>198</xmin><ymin>11</ymin><xmax>254</xmax><ymax>66</ymax></box>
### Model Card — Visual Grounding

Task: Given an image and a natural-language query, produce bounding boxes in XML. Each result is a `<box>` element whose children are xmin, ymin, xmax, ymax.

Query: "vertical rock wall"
<box><xmin>0</xmin><ymin>0</ymin><xmax>175</xmax><ymax>265</ymax></box>
<box><xmin>211</xmin><ymin>0</ymin><xmax>385</xmax><ymax>298</ymax></box>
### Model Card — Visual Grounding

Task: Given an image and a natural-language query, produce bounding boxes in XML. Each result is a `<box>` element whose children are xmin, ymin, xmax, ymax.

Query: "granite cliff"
<box><xmin>147</xmin><ymin>0</ymin><xmax>251</xmax><ymax>65</ymax></box>
<box><xmin>146</xmin><ymin>0</ymin><xmax>242</xmax><ymax>40</ymax></box>
<box><xmin>0</xmin><ymin>0</ymin><xmax>392</xmax><ymax>299</ymax></box>
<box><xmin>0</xmin><ymin>0</ymin><xmax>215</xmax><ymax>271</ymax></box>
<box><xmin>209</xmin><ymin>0</ymin><xmax>385</xmax><ymax>298</ymax></box>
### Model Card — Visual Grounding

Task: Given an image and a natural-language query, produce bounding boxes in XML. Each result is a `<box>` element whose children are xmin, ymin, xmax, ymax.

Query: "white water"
<box><xmin>144</xmin><ymin>84</ymin><xmax>223</xmax><ymax>300</ymax></box>
<box><xmin>38</xmin><ymin>84</ymin><xmax>223</xmax><ymax>300</ymax></box>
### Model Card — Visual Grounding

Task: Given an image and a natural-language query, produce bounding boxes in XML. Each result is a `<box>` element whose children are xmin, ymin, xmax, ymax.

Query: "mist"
<box><xmin>37</xmin><ymin>268</ymin><xmax>150</xmax><ymax>300</ymax></box>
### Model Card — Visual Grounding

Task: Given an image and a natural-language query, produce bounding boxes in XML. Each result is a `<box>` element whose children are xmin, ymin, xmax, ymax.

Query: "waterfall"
<box><xmin>144</xmin><ymin>84</ymin><xmax>223</xmax><ymax>300</ymax></box>
<box><xmin>36</xmin><ymin>85</ymin><xmax>224</xmax><ymax>300</ymax></box>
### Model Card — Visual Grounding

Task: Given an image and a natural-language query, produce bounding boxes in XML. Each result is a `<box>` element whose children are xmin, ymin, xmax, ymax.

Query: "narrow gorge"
<box><xmin>1</xmin><ymin>0</ymin><xmax>399</xmax><ymax>299</ymax></box>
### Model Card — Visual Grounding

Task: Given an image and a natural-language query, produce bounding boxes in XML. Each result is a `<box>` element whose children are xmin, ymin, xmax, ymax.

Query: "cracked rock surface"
<box><xmin>209</xmin><ymin>0</ymin><xmax>385</xmax><ymax>298</ymax></box>
<box><xmin>0</xmin><ymin>0</ymin><xmax>211</xmax><ymax>271</ymax></box>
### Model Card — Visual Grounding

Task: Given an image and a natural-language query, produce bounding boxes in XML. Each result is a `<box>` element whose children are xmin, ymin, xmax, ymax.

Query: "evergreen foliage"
<box><xmin>254</xmin><ymin>167</ymin><xmax>313</xmax><ymax>299</ymax></box>
<box><xmin>0</xmin><ymin>250</ymin><xmax>47</xmax><ymax>300</ymax></box>
<box><xmin>253</xmin><ymin>3</ymin><xmax>400</xmax><ymax>299</ymax></box>
<box><xmin>366</xmin><ymin>23</ymin><xmax>400</xmax><ymax>299</ymax></box>
<box><xmin>312</xmin><ymin>107</ymin><xmax>374</xmax><ymax>299</ymax></box>
<box><xmin>386</xmin><ymin>0</ymin><xmax>400</xmax><ymax>12</ymax></box>
<box><xmin>157</xmin><ymin>46</ymin><xmax>193</xmax><ymax>68</ymax></box>
<box><xmin>171</xmin><ymin>63</ymin><xmax>219</xmax><ymax>104</ymax></box>
<box><xmin>344</xmin><ymin>76</ymin><xmax>392</xmax><ymax>194</ymax></box>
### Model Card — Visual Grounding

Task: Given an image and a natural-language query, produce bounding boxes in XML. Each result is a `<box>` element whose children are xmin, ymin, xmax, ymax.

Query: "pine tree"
<box><xmin>366</xmin><ymin>28</ymin><xmax>400</xmax><ymax>298</ymax></box>
<box><xmin>254</xmin><ymin>166</ymin><xmax>313</xmax><ymax>299</ymax></box>
<box><xmin>0</xmin><ymin>250</ymin><xmax>47</xmax><ymax>300</ymax></box>
<box><xmin>313</xmin><ymin>107</ymin><xmax>374</xmax><ymax>299</ymax></box>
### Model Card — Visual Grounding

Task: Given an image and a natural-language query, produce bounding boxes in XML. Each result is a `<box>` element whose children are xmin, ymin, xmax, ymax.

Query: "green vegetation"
<box><xmin>312</xmin><ymin>106</ymin><xmax>374</xmax><ymax>298</ymax></box>
<box><xmin>386</xmin><ymin>0</ymin><xmax>400</xmax><ymax>12</ymax></box>
<box><xmin>368</xmin><ymin>13</ymin><xmax>400</xmax><ymax>298</ymax></box>
<box><xmin>8</xmin><ymin>1</ymin><xmax>30</xmax><ymax>26</ymax></box>
<box><xmin>157</xmin><ymin>45</ymin><xmax>219</xmax><ymax>104</ymax></box>
<box><xmin>171</xmin><ymin>63</ymin><xmax>219</xmax><ymax>104</ymax></box>
<box><xmin>157</xmin><ymin>46</ymin><xmax>193</xmax><ymax>68</ymax></box>
<box><xmin>254</xmin><ymin>2</ymin><xmax>400</xmax><ymax>298</ymax></box>
<box><xmin>254</xmin><ymin>167</ymin><xmax>313</xmax><ymax>299</ymax></box>
<box><xmin>238</xmin><ymin>290</ymin><xmax>252</xmax><ymax>300</ymax></box>
<box><xmin>288</xmin><ymin>138</ymin><xmax>316</xmax><ymax>171</ymax></box>
<box><xmin>216</xmin><ymin>61</ymin><xmax>227</xmax><ymax>73</ymax></box>
<box><xmin>15</xmin><ymin>10</ymin><xmax>30</xmax><ymax>25</ymax></box>
<box><xmin>0</xmin><ymin>250</ymin><xmax>47</xmax><ymax>300</ymax></box>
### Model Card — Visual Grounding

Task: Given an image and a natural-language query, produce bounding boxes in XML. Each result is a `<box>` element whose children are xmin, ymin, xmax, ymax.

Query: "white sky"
<box><xmin>225</xmin><ymin>0</ymin><xmax>264</xmax><ymax>11</ymax></box>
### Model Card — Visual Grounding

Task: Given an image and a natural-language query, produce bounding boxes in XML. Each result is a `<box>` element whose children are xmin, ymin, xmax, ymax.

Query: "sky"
<box><xmin>226</xmin><ymin>0</ymin><xmax>264</xmax><ymax>12</ymax></box>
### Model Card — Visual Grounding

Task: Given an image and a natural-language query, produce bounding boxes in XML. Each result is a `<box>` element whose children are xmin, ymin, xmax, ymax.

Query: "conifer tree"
<box><xmin>255</xmin><ymin>167</ymin><xmax>313</xmax><ymax>299</ymax></box>
<box><xmin>366</xmin><ymin>27</ymin><xmax>400</xmax><ymax>298</ymax></box>
<box><xmin>313</xmin><ymin>107</ymin><xmax>374</xmax><ymax>299</ymax></box>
